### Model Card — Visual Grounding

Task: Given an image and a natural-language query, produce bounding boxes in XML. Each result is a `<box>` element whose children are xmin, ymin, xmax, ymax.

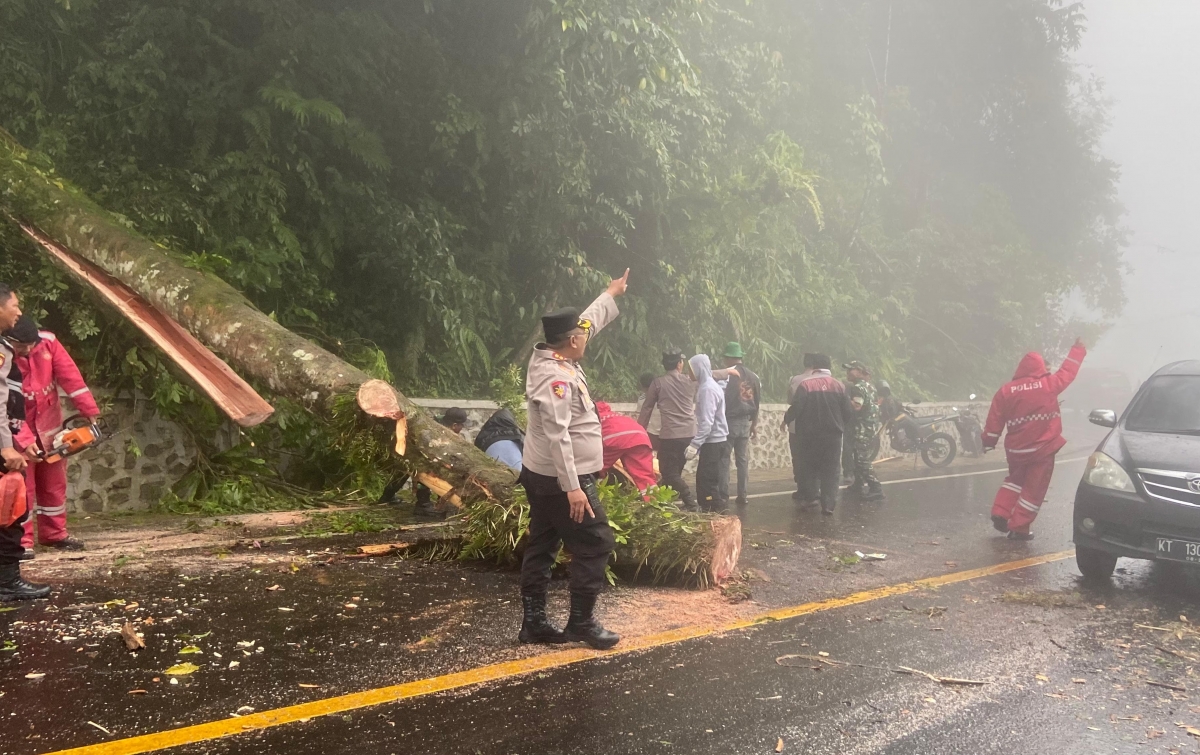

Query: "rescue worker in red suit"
<box><xmin>6</xmin><ymin>316</ymin><xmax>99</xmax><ymax>555</ymax></box>
<box><xmin>982</xmin><ymin>338</ymin><xmax>1087</xmax><ymax>540</ymax></box>
<box><xmin>595</xmin><ymin>402</ymin><xmax>657</xmax><ymax>494</ymax></box>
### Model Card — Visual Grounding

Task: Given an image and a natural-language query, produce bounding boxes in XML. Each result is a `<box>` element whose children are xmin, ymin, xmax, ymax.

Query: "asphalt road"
<box><xmin>7</xmin><ymin>452</ymin><xmax>1200</xmax><ymax>755</ymax></box>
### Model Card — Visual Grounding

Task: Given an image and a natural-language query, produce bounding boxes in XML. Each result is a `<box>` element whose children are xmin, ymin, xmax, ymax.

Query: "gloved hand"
<box><xmin>685</xmin><ymin>445</ymin><xmax>699</xmax><ymax>461</ymax></box>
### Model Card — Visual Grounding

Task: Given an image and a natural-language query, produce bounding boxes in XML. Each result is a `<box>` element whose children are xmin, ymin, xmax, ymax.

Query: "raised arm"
<box><xmin>1047</xmin><ymin>339</ymin><xmax>1087</xmax><ymax>395</ymax></box>
<box><xmin>577</xmin><ymin>268</ymin><xmax>629</xmax><ymax>339</ymax></box>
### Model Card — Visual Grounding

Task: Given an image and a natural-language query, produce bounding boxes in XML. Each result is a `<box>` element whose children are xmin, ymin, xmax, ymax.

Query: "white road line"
<box><xmin>744</xmin><ymin>455</ymin><xmax>1091</xmax><ymax>500</ymax></box>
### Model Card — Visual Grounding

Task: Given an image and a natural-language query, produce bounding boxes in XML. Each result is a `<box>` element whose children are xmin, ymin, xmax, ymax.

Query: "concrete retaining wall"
<box><xmin>62</xmin><ymin>394</ymin><xmax>986</xmax><ymax>515</ymax></box>
<box><xmin>413</xmin><ymin>398</ymin><xmax>989</xmax><ymax>472</ymax></box>
<box><xmin>63</xmin><ymin>392</ymin><xmax>197</xmax><ymax>515</ymax></box>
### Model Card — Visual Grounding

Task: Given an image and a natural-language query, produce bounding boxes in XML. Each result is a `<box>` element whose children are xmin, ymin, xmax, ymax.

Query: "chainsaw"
<box><xmin>37</xmin><ymin>415</ymin><xmax>107</xmax><ymax>464</ymax></box>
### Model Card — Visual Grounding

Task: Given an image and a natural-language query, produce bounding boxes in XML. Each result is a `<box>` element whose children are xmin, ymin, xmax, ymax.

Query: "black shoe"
<box><xmin>518</xmin><ymin>594</ymin><xmax>567</xmax><ymax>645</ymax></box>
<box><xmin>791</xmin><ymin>490</ymin><xmax>805</xmax><ymax>502</ymax></box>
<box><xmin>0</xmin><ymin>564</ymin><xmax>51</xmax><ymax>602</ymax></box>
<box><xmin>991</xmin><ymin>515</ymin><xmax>1010</xmax><ymax>533</ymax></box>
<box><xmin>563</xmin><ymin>593</ymin><xmax>620</xmax><ymax>650</ymax></box>
<box><xmin>865</xmin><ymin>483</ymin><xmax>885</xmax><ymax>501</ymax></box>
<box><xmin>19</xmin><ymin>549</ymin><xmax>34</xmax><ymax>561</ymax></box>
<box><xmin>735</xmin><ymin>496</ymin><xmax>748</xmax><ymax>507</ymax></box>
<box><xmin>1008</xmin><ymin>531</ymin><xmax>1034</xmax><ymax>541</ymax></box>
<box><xmin>41</xmin><ymin>536</ymin><xmax>85</xmax><ymax>551</ymax></box>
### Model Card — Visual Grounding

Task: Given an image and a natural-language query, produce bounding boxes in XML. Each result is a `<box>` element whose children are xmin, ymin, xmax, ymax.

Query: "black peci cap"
<box><xmin>542</xmin><ymin>307</ymin><xmax>583</xmax><ymax>343</ymax></box>
<box><xmin>441</xmin><ymin>407</ymin><xmax>468</xmax><ymax>426</ymax></box>
<box><xmin>4</xmin><ymin>314</ymin><xmax>40</xmax><ymax>345</ymax></box>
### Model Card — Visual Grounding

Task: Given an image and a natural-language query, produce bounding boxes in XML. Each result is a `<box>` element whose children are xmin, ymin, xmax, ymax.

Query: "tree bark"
<box><xmin>0</xmin><ymin>129</ymin><xmax>515</xmax><ymax>503</ymax></box>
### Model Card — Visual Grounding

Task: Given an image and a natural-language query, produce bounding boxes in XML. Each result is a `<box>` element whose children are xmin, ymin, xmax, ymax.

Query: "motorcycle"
<box><xmin>951</xmin><ymin>395</ymin><xmax>984</xmax><ymax>457</ymax></box>
<box><xmin>886</xmin><ymin>404</ymin><xmax>959</xmax><ymax>468</ymax></box>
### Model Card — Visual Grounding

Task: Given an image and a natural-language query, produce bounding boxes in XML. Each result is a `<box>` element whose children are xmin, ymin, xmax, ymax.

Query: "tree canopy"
<box><xmin>0</xmin><ymin>0</ymin><xmax>1123</xmax><ymax>402</ymax></box>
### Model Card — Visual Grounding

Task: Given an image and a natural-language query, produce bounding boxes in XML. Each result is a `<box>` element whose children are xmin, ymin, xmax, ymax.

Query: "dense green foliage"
<box><xmin>0</xmin><ymin>0</ymin><xmax>1122</xmax><ymax>405</ymax></box>
<box><xmin>459</xmin><ymin>480</ymin><xmax>725</xmax><ymax>588</ymax></box>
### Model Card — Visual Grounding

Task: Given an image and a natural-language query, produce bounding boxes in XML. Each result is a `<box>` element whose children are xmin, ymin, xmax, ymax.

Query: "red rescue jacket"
<box><xmin>14</xmin><ymin>332</ymin><xmax>100</xmax><ymax>452</ymax></box>
<box><xmin>983</xmin><ymin>343</ymin><xmax>1086</xmax><ymax>463</ymax></box>
<box><xmin>596</xmin><ymin>401</ymin><xmax>656</xmax><ymax>490</ymax></box>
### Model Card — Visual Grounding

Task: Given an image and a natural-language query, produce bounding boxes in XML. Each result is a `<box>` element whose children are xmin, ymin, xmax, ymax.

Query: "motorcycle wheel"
<box><xmin>921</xmin><ymin>432</ymin><xmax>958</xmax><ymax>468</ymax></box>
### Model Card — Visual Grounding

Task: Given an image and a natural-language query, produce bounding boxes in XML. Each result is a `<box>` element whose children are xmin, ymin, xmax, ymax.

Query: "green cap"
<box><xmin>723</xmin><ymin>341</ymin><xmax>744</xmax><ymax>359</ymax></box>
<box><xmin>842</xmin><ymin>360</ymin><xmax>870</xmax><ymax>375</ymax></box>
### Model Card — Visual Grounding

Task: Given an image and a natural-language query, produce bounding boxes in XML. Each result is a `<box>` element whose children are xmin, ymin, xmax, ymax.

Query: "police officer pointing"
<box><xmin>518</xmin><ymin>268</ymin><xmax>629</xmax><ymax>650</ymax></box>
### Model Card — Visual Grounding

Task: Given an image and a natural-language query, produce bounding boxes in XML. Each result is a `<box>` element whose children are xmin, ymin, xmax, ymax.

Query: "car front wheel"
<box><xmin>1076</xmin><ymin>545</ymin><xmax>1118</xmax><ymax>581</ymax></box>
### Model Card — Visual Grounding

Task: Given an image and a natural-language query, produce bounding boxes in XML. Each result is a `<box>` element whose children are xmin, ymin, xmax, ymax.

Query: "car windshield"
<box><xmin>1125</xmin><ymin>375</ymin><xmax>1200</xmax><ymax>434</ymax></box>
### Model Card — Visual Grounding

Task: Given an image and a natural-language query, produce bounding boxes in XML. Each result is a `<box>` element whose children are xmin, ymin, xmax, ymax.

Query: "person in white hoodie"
<box><xmin>688</xmin><ymin>354</ymin><xmax>730</xmax><ymax>512</ymax></box>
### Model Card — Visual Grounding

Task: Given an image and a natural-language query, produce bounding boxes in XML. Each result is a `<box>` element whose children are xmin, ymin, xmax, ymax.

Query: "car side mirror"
<box><xmin>1089</xmin><ymin>409</ymin><xmax>1116</xmax><ymax>428</ymax></box>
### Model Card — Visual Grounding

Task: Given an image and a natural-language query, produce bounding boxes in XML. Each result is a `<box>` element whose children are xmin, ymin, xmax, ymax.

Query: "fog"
<box><xmin>1073</xmin><ymin>0</ymin><xmax>1200</xmax><ymax>387</ymax></box>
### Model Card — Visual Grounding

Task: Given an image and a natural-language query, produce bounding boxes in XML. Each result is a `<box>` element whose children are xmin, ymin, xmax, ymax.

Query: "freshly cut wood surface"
<box><xmin>21</xmin><ymin>224</ymin><xmax>274</xmax><ymax>427</ymax></box>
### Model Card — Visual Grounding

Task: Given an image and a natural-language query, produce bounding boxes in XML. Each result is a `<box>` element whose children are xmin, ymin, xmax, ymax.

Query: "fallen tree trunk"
<box><xmin>0</xmin><ymin>130</ymin><xmax>741</xmax><ymax>586</ymax></box>
<box><xmin>0</xmin><ymin>128</ymin><xmax>514</xmax><ymax>503</ymax></box>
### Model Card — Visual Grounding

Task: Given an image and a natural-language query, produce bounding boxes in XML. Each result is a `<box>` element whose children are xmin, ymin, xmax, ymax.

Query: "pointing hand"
<box><xmin>606</xmin><ymin>268</ymin><xmax>630</xmax><ymax>298</ymax></box>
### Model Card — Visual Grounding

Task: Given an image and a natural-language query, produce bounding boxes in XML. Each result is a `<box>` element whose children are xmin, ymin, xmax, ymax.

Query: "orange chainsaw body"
<box><xmin>40</xmin><ymin>421</ymin><xmax>105</xmax><ymax>464</ymax></box>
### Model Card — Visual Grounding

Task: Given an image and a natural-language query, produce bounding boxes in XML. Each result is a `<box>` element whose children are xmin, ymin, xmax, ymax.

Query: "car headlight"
<box><xmin>1083</xmin><ymin>452</ymin><xmax>1135</xmax><ymax>493</ymax></box>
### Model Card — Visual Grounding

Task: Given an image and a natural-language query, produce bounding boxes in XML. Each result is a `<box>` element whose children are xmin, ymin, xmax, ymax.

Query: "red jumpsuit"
<box><xmin>982</xmin><ymin>343</ymin><xmax>1086</xmax><ymax>535</ymax></box>
<box><xmin>14</xmin><ymin>332</ymin><xmax>100</xmax><ymax>547</ymax></box>
<box><xmin>596</xmin><ymin>402</ymin><xmax>657</xmax><ymax>492</ymax></box>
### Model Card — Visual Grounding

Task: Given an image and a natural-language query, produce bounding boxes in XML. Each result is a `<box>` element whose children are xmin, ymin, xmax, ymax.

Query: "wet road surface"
<box><xmin>6</xmin><ymin>454</ymin><xmax>1200</xmax><ymax>754</ymax></box>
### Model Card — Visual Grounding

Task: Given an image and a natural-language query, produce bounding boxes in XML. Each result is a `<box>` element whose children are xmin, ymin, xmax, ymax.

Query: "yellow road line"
<box><xmin>44</xmin><ymin>549</ymin><xmax>1073</xmax><ymax>755</ymax></box>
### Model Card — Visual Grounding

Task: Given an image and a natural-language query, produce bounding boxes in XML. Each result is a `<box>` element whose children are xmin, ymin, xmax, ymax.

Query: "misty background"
<box><xmin>1073</xmin><ymin>0</ymin><xmax>1200</xmax><ymax>391</ymax></box>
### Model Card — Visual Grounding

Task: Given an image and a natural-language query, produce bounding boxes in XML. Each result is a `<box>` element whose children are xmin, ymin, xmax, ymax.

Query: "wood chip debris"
<box><xmin>775</xmin><ymin>738</ymin><xmax>784</xmax><ymax>752</ymax></box>
<box><xmin>120</xmin><ymin>622</ymin><xmax>145</xmax><ymax>651</ymax></box>
<box><xmin>776</xmin><ymin>654</ymin><xmax>987</xmax><ymax>686</ymax></box>
<box><xmin>1148</xmin><ymin>680</ymin><xmax>1188</xmax><ymax>692</ymax></box>
<box><xmin>86</xmin><ymin>721</ymin><xmax>112</xmax><ymax>736</ymax></box>
<box><xmin>355</xmin><ymin>543</ymin><xmax>412</xmax><ymax>556</ymax></box>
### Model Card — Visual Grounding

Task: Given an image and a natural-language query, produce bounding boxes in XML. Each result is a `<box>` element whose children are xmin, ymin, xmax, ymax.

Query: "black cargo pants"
<box><xmin>798</xmin><ymin>431</ymin><xmax>843</xmax><ymax>512</ymax></box>
<box><xmin>0</xmin><ymin>511</ymin><xmax>27</xmax><ymax>566</ymax></box>
<box><xmin>519</xmin><ymin>470</ymin><xmax>616</xmax><ymax>598</ymax></box>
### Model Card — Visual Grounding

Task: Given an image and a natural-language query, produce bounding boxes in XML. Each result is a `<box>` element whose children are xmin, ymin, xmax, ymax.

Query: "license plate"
<box><xmin>1157</xmin><ymin>538</ymin><xmax>1200</xmax><ymax>563</ymax></box>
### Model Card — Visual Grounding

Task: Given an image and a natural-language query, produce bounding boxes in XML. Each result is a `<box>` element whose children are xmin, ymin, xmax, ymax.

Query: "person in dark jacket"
<box><xmin>722</xmin><ymin>342</ymin><xmax>761</xmax><ymax>506</ymax></box>
<box><xmin>782</xmin><ymin>354</ymin><xmax>852</xmax><ymax>515</ymax></box>
<box><xmin>474</xmin><ymin>408</ymin><xmax>524</xmax><ymax>471</ymax></box>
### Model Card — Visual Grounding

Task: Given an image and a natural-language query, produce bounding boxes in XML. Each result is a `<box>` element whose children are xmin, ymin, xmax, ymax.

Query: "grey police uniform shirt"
<box><xmin>0</xmin><ymin>339</ymin><xmax>12</xmax><ymax>449</ymax></box>
<box><xmin>522</xmin><ymin>292</ymin><xmax>619</xmax><ymax>492</ymax></box>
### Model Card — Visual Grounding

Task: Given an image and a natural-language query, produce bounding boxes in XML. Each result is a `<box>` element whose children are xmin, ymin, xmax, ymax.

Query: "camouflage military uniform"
<box><xmin>848</xmin><ymin>378</ymin><xmax>882</xmax><ymax>489</ymax></box>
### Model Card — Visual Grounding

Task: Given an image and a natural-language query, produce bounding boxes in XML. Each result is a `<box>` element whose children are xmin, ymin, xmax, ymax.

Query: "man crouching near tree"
<box><xmin>517</xmin><ymin>268</ymin><xmax>629</xmax><ymax>650</ymax></box>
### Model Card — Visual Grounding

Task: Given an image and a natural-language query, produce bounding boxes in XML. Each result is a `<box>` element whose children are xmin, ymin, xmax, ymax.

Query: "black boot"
<box><xmin>991</xmin><ymin>515</ymin><xmax>1010</xmax><ymax>533</ymax></box>
<box><xmin>865</xmin><ymin>481</ymin><xmax>885</xmax><ymax>501</ymax></box>
<box><xmin>518</xmin><ymin>594</ymin><xmax>567</xmax><ymax>645</ymax></box>
<box><xmin>0</xmin><ymin>563</ymin><xmax>51</xmax><ymax>602</ymax></box>
<box><xmin>563</xmin><ymin>593</ymin><xmax>620</xmax><ymax>650</ymax></box>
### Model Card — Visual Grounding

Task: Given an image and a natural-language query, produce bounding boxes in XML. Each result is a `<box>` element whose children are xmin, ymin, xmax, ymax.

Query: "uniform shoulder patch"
<box><xmin>551</xmin><ymin>381</ymin><xmax>568</xmax><ymax>399</ymax></box>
